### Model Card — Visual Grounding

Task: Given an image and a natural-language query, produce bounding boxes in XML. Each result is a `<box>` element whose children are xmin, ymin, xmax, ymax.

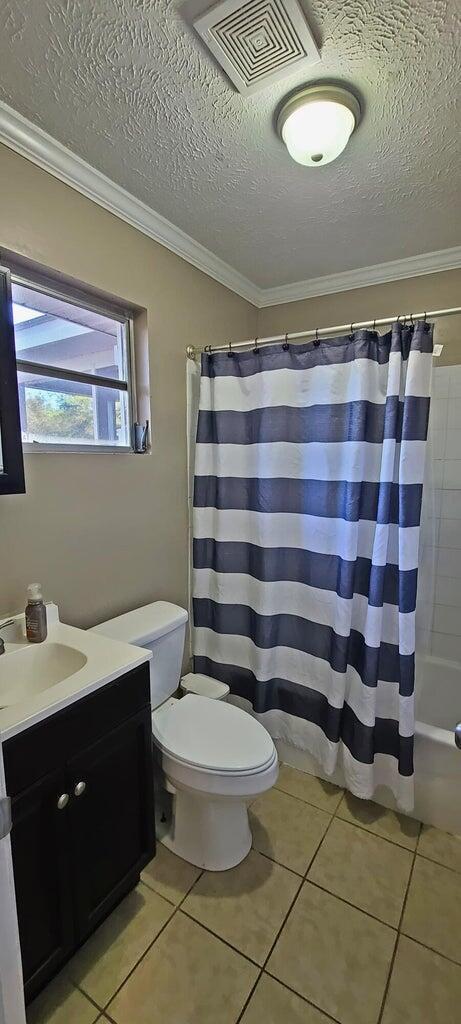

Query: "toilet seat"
<box><xmin>152</xmin><ymin>693</ymin><xmax>275</xmax><ymax>775</ymax></box>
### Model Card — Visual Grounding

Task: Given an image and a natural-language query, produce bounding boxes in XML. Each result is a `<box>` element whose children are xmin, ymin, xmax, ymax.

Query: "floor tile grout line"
<box><xmin>259</xmin><ymin>786</ymin><xmax>335</xmax><ymax>825</ymax></box>
<box><xmin>302</xmin><ymin>807</ymin><xmax>340</xmax><ymax>880</ymax></box>
<box><xmin>179</xmin><ymin>907</ymin><xmax>262</xmax><ymax>968</ymax></box>
<box><xmin>332</xmin><ymin>811</ymin><xmax>420</xmax><ymax>852</ymax></box>
<box><xmin>397</xmin><ymin>825</ymin><xmax>422</xmax><ymax>932</ymax></box>
<box><xmin>376</xmin><ymin>823</ymin><xmax>420</xmax><ymax>1024</ymax></box>
<box><xmin>375</xmin><ymin>927</ymin><xmax>406</xmax><ymax>1022</ymax></box>
<box><xmin>415</xmin><ymin>850</ymin><xmax>461</xmax><ymax>876</ymax></box>
<box><xmin>398</xmin><ymin>931</ymin><xmax>461</xmax><ymax>969</ymax></box>
<box><xmin>334</xmin><ymin>811</ymin><xmax>420</xmax><ymax>852</ymax></box>
<box><xmin>140</xmin><ymin>863</ymin><xmax>205</xmax><ymax>906</ymax></box>
<box><xmin>100</xmin><ymin>902</ymin><xmax>180</xmax><ymax>1014</ymax></box>
<box><xmin>177</xmin><ymin>867</ymin><xmax>205</xmax><ymax>904</ymax></box>
<box><xmin>254</xmin><ymin>795</ymin><xmax>336</xmax><ymax>879</ymax></box>
<box><xmin>72</xmin><ymin>985</ymin><xmax>107</xmax><ymax>1015</ymax></box>
<box><xmin>274</xmin><ymin>781</ymin><xmax>343</xmax><ymax>815</ymax></box>
<box><xmin>254</xmin><ymin>846</ymin><xmax>304</xmax><ymax>878</ymax></box>
<box><xmin>302</xmin><ymin>879</ymin><xmax>401</xmax><ymax>932</ymax></box>
<box><xmin>333</xmin><ymin>788</ymin><xmax>423</xmax><ymax>846</ymax></box>
<box><xmin>99</xmin><ymin>1008</ymin><xmax>117</xmax><ymax>1024</ymax></box>
<box><xmin>234</xmin><ymin>968</ymin><xmax>263</xmax><ymax>1024</ymax></box>
<box><xmin>98</xmin><ymin>866</ymin><xmax>207</xmax><ymax>1014</ymax></box>
<box><xmin>259</xmin><ymin>874</ymin><xmax>304</xmax><ymax>970</ymax></box>
<box><xmin>136</xmin><ymin>879</ymin><xmax>177</xmax><ymax>907</ymax></box>
<box><xmin>254</xmin><ymin>814</ymin><xmax>337</xmax><ymax>984</ymax></box>
<box><xmin>263</xmin><ymin>969</ymin><xmax>345</xmax><ymax>1024</ymax></box>
<box><xmin>258</xmin><ymin>815</ymin><xmax>313</xmax><ymax>974</ymax></box>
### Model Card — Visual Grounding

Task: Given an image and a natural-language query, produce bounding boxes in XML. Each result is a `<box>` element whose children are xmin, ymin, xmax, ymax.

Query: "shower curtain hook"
<box><xmin>282</xmin><ymin>332</ymin><xmax>289</xmax><ymax>351</ymax></box>
<box><xmin>227</xmin><ymin>340</ymin><xmax>233</xmax><ymax>358</ymax></box>
<box><xmin>373</xmin><ymin>318</ymin><xmax>376</xmax><ymax>332</ymax></box>
<box><xmin>314</xmin><ymin>327</ymin><xmax>320</xmax><ymax>347</ymax></box>
<box><xmin>253</xmin><ymin>336</ymin><xmax>260</xmax><ymax>354</ymax></box>
<box><xmin>349</xmin><ymin>322</ymin><xmax>355</xmax><ymax>340</ymax></box>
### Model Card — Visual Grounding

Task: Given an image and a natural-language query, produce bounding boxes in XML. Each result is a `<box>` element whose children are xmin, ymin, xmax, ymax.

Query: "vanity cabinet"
<box><xmin>3</xmin><ymin>663</ymin><xmax>155</xmax><ymax>1003</ymax></box>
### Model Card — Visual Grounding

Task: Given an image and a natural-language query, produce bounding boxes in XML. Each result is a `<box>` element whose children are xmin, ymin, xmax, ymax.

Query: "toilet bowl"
<box><xmin>91</xmin><ymin>602</ymin><xmax>278</xmax><ymax>870</ymax></box>
<box><xmin>153</xmin><ymin>693</ymin><xmax>277</xmax><ymax>869</ymax></box>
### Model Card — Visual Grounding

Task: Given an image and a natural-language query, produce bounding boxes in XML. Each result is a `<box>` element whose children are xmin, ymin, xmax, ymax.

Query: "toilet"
<box><xmin>91</xmin><ymin>601</ymin><xmax>278</xmax><ymax>870</ymax></box>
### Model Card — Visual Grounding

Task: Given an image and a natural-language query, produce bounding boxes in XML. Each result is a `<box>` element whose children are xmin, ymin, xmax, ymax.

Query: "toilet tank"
<box><xmin>91</xmin><ymin>601</ymin><xmax>188</xmax><ymax>708</ymax></box>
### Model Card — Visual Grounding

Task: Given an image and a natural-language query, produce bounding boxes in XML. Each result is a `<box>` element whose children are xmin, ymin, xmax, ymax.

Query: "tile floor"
<box><xmin>27</xmin><ymin>764</ymin><xmax>461</xmax><ymax>1024</ymax></box>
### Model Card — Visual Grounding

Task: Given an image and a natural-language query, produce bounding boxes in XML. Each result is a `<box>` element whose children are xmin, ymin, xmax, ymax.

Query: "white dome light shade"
<box><xmin>277</xmin><ymin>85</ymin><xmax>360</xmax><ymax>167</ymax></box>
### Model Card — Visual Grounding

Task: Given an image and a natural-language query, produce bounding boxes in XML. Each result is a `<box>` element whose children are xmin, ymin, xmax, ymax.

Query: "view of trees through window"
<box><xmin>25</xmin><ymin>390</ymin><xmax>95</xmax><ymax>440</ymax></box>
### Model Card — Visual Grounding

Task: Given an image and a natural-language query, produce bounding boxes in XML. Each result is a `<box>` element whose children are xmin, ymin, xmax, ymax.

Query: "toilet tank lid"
<box><xmin>91</xmin><ymin>601</ymin><xmax>188</xmax><ymax>646</ymax></box>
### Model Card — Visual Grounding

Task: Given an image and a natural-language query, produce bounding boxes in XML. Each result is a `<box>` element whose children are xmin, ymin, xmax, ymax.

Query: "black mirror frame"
<box><xmin>0</xmin><ymin>265</ymin><xmax>25</xmax><ymax>494</ymax></box>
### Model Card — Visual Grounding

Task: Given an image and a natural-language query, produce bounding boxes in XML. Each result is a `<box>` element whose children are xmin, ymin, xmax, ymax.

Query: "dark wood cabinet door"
<box><xmin>10</xmin><ymin>768</ymin><xmax>74</xmax><ymax>1001</ymax></box>
<box><xmin>67</xmin><ymin>708</ymin><xmax>155</xmax><ymax>943</ymax></box>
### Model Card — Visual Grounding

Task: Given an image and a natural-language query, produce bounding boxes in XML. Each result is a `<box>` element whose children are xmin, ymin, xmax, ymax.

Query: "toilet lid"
<box><xmin>153</xmin><ymin>694</ymin><xmax>275</xmax><ymax>773</ymax></box>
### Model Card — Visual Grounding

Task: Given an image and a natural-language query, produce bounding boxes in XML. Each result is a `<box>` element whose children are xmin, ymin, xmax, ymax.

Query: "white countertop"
<box><xmin>0</xmin><ymin>605</ymin><xmax>151</xmax><ymax>743</ymax></box>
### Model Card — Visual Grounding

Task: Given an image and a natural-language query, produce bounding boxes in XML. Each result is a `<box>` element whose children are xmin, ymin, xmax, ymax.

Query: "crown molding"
<box><xmin>0</xmin><ymin>101</ymin><xmax>459</xmax><ymax>310</ymax></box>
<box><xmin>0</xmin><ymin>100</ymin><xmax>259</xmax><ymax>306</ymax></box>
<box><xmin>256</xmin><ymin>246</ymin><xmax>461</xmax><ymax>306</ymax></box>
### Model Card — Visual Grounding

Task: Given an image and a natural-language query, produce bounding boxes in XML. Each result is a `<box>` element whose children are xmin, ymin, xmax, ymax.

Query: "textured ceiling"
<box><xmin>0</xmin><ymin>0</ymin><xmax>460</xmax><ymax>289</ymax></box>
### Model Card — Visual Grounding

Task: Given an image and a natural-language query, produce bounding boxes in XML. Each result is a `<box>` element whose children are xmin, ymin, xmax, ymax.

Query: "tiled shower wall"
<box><xmin>430</xmin><ymin>362</ymin><xmax>461</xmax><ymax>661</ymax></box>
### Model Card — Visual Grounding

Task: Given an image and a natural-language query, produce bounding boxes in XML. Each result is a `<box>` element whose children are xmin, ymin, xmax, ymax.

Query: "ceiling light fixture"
<box><xmin>277</xmin><ymin>84</ymin><xmax>361</xmax><ymax>167</ymax></box>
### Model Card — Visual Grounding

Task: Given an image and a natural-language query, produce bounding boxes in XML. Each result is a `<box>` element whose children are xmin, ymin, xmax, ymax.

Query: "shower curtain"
<box><xmin>192</xmin><ymin>322</ymin><xmax>433</xmax><ymax>810</ymax></box>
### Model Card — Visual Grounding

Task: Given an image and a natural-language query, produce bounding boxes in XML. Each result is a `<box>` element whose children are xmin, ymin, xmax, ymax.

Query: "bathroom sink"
<box><xmin>0</xmin><ymin>604</ymin><xmax>151</xmax><ymax>738</ymax></box>
<box><xmin>0</xmin><ymin>642</ymin><xmax>88</xmax><ymax>707</ymax></box>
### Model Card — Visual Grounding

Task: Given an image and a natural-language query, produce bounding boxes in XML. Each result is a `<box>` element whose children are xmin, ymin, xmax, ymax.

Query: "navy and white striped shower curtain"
<box><xmin>192</xmin><ymin>323</ymin><xmax>433</xmax><ymax>809</ymax></box>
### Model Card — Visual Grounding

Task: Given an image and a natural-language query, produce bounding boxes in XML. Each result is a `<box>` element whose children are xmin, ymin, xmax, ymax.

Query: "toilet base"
<box><xmin>160</xmin><ymin>786</ymin><xmax>252</xmax><ymax>871</ymax></box>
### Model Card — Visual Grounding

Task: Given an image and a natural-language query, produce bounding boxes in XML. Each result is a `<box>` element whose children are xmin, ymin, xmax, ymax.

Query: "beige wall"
<box><xmin>0</xmin><ymin>141</ymin><xmax>459</xmax><ymax>628</ymax></box>
<box><xmin>0</xmin><ymin>144</ymin><xmax>257</xmax><ymax>626</ymax></box>
<box><xmin>258</xmin><ymin>270</ymin><xmax>461</xmax><ymax>366</ymax></box>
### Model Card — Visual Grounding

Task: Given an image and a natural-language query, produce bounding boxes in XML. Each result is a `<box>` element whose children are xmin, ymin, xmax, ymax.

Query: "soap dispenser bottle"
<box><xmin>25</xmin><ymin>583</ymin><xmax>48</xmax><ymax>643</ymax></box>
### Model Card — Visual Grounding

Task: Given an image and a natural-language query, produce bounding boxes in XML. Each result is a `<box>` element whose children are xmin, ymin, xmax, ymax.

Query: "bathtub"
<box><xmin>413</xmin><ymin>654</ymin><xmax>461</xmax><ymax>834</ymax></box>
<box><xmin>277</xmin><ymin>653</ymin><xmax>461</xmax><ymax>835</ymax></box>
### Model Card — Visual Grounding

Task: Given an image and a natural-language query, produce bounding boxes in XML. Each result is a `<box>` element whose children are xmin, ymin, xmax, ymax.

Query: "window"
<box><xmin>11</xmin><ymin>278</ymin><xmax>134</xmax><ymax>451</ymax></box>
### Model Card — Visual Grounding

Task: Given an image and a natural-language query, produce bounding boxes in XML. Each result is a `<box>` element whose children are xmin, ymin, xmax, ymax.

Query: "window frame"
<box><xmin>0</xmin><ymin>265</ymin><xmax>26</xmax><ymax>492</ymax></box>
<box><xmin>12</xmin><ymin>273</ymin><xmax>137</xmax><ymax>454</ymax></box>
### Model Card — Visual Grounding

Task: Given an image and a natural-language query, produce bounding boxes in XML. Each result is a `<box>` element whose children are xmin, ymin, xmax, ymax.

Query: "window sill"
<box><xmin>22</xmin><ymin>442</ymin><xmax>140</xmax><ymax>455</ymax></box>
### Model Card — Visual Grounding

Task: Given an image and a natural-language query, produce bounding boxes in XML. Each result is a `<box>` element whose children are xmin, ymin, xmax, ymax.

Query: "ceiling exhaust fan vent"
<box><xmin>194</xmin><ymin>0</ymin><xmax>320</xmax><ymax>95</ymax></box>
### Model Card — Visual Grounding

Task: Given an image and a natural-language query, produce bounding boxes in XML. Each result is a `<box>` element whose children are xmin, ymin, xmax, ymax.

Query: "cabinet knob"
<box><xmin>455</xmin><ymin>723</ymin><xmax>461</xmax><ymax>750</ymax></box>
<box><xmin>74</xmin><ymin>781</ymin><xmax>86</xmax><ymax>798</ymax></box>
<box><xmin>57</xmin><ymin>793</ymin><xmax>69</xmax><ymax>811</ymax></box>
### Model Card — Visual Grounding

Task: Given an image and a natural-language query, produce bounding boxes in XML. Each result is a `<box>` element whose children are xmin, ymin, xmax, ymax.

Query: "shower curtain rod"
<box><xmin>185</xmin><ymin>305</ymin><xmax>461</xmax><ymax>359</ymax></box>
